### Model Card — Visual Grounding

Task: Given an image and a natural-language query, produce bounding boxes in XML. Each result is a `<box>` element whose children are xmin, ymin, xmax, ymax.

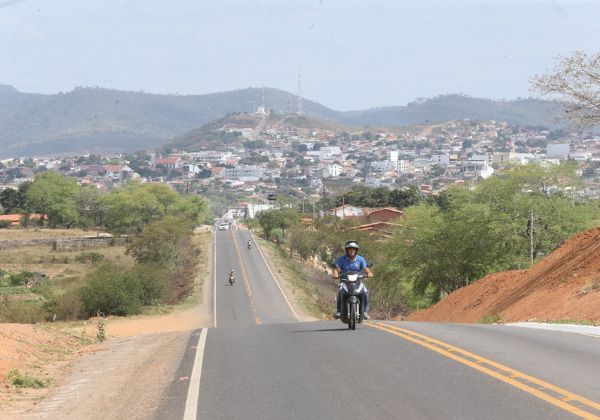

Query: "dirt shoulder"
<box><xmin>0</xmin><ymin>231</ymin><xmax>214</xmax><ymax>419</ymax></box>
<box><xmin>251</xmin><ymin>231</ymin><xmax>325</xmax><ymax>321</ymax></box>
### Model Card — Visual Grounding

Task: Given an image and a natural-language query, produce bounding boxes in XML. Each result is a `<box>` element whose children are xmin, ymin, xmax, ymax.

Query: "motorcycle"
<box><xmin>229</xmin><ymin>274</ymin><xmax>235</xmax><ymax>285</ymax></box>
<box><xmin>247</xmin><ymin>242</ymin><xmax>252</xmax><ymax>250</ymax></box>
<box><xmin>339</xmin><ymin>271</ymin><xmax>366</xmax><ymax>330</ymax></box>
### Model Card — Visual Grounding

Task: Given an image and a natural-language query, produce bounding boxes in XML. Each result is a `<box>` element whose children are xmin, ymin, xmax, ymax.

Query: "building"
<box><xmin>224</xmin><ymin>165</ymin><xmax>263</xmax><ymax>180</ymax></box>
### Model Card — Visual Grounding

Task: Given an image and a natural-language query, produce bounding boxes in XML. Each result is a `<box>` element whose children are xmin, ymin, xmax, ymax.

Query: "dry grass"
<box><xmin>0</xmin><ymin>228</ymin><xmax>103</xmax><ymax>241</ymax></box>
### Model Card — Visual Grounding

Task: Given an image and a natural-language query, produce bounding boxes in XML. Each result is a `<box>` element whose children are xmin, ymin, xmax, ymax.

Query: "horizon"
<box><xmin>0</xmin><ymin>82</ymin><xmax>550</xmax><ymax>112</ymax></box>
<box><xmin>1</xmin><ymin>0</ymin><xmax>600</xmax><ymax>110</ymax></box>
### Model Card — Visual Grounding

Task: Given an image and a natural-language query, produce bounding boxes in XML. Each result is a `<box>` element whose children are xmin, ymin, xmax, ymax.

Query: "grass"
<box><xmin>478</xmin><ymin>314</ymin><xmax>503</xmax><ymax>324</ymax></box>
<box><xmin>7</xmin><ymin>368</ymin><xmax>51</xmax><ymax>389</ymax></box>
<box><xmin>0</xmin><ymin>228</ymin><xmax>101</xmax><ymax>241</ymax></box>
<box><xmin>580</xmin><ymin>276</ymin><xmax>600</xmax><ymax>295</ymax></box>
<box><xmin>543</xmin><ymin>319</ymin><xmax>598</xmax><ymax>326</ymax></box>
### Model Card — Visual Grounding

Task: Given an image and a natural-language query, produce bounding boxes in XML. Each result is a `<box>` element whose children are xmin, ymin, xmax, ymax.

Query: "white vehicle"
<box><xmin>218</xmin><ymin>222</ymin><xmax>230</xmax><ymax>231</ymax></box>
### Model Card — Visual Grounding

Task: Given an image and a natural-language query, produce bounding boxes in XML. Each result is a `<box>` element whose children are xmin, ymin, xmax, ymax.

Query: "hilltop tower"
<box><xmin>297</xmin><ymin>75</ymin><xmax>304</xmax><ymax>116</ymax></box>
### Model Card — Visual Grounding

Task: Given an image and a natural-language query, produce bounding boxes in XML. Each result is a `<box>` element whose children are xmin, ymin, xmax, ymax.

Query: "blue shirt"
<box><xmin>335</xmin><ymin>255</ymin><xmax>367</xmax><ymax>273</ymax></box>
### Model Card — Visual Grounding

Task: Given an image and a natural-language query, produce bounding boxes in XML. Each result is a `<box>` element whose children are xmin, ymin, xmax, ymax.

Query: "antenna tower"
<box><xmin>297</xmin><ymin>75</ymin><xmax>304</xmax><ymax>116</ymax></box>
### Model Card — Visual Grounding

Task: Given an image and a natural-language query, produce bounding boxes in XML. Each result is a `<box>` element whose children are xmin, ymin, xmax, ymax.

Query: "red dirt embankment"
<box><xmin>409</xmin><ymin>226</ymin><xmax>600</xmax><ymax>323</ymax></box>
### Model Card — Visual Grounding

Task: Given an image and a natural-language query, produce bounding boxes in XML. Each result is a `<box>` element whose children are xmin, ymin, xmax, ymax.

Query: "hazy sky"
<box><xmin>1</xmin><ymin>0</ymin><xmax>600</xmax><ymax>110</ymax></box>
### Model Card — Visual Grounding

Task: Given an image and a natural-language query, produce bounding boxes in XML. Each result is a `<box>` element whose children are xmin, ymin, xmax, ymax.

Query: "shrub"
<box><xmin>129</xmin><ymin>262</ymin><xmax>170</xmax><ymax>305</ymax></box>
<box><xmin>81</xmin><ymin>264</ymin><xmax>142</xmax><ymax>316</ymax></box>
<box><xmin>0</xmin><ymin>300</ymin><xmax>47</xmax><ymax>323</ymax></box>
<box><xmin>9</xmin><ymin>271</ymin><xmax>33</xmax><ymax>286</ymax></box>
<box><xmin>44</xmin><ymin>288</ymin><xmax>84</xmax><ymax>321</ymax></box>
<box><xmin>479</xmin><ymin>314</ymin><xmax>503</xmax><ymax>324</ymax></box>
<box><xmin>8</xmin><ymin>369</ymin><xmax>50</xmax><ymax>389</ymax></box>
<box><xmin>0</xmin><ymin>220</ymin><xmax>10</xmax><ymax>228</ymax></box>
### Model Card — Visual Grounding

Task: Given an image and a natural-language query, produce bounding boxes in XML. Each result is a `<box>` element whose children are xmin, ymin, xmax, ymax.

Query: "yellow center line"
<box><xmin>231</xmin><ymin>229</ymin><xmax>262</xmax><ymax>325</ymax></box>
<box><xmin>367</xmin><ymin>322</ymin><xmax>600</xmax><ymax>420</ymax></box>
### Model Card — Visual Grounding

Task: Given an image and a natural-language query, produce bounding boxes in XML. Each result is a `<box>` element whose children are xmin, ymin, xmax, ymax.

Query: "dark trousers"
<box><xmin>336</xmin><ymin>286</ymin><xmax>369</xmax><ymax>313</ymax></box>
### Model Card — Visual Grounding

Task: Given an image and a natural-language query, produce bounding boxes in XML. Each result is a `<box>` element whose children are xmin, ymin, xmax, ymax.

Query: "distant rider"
<box><xmin>247</xmin><ymin>239</ymin><xmax>252</xmax><ymax>249</ymax></box>
<box><xmin>229</xmin><ymin>269</ymin><xmax>235</xmax><ymax>281</ymax></box>
<box><xmin>332</xmin><ymin>240</ymin><xmax>373</xmax><ymax>320</ymax></box>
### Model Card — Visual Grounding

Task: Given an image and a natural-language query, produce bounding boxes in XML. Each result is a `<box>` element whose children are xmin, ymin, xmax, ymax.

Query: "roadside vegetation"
<box><xmin>253</xmin><ymin>163</ymin><xmax>600</xmax><ymax>318</ymax></box>
<box><xmin>0</xmin><ymin>173</ymin><xmax>210</xmax><ymax>324</ymax></box>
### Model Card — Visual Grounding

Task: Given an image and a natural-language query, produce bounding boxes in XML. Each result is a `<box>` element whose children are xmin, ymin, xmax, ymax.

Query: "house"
<box><xmin>364</xmin><ymin>208</ymin><xmax>403</xmax><ymax>224</ymax></box>
<box><xmin>331</xmin><ymin>205</ymin><xmax>364</xmax><ymax>218</ymax></box>
<box><xmin>154</xmin><ymin>157</ymin><xmax>183</xmax><ymax>169</ymax></box>
<box><xmin>354</xmin><ymin>221</ymin><xmax>401</xmax><ymax>238</ymax></box>
<box><xmin>0</xmin><ymin>213</ymin><xmax>45</xmax><ymax>226</ymax></box>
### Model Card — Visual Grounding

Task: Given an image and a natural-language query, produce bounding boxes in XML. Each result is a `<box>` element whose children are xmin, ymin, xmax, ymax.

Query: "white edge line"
<box><xmin>250</xmin><ymin>230</ymin><xmax>300</xmax><ymax>321</ymax></box>
<box><xmin>183</xmin><ymin>328</ymin><xmax>208</xmax><ymax>420</ymax></box>
<box><xmin>213</xmin><ymin>229</ymin><xmax>217</xmax><ymax>328</ymax></box>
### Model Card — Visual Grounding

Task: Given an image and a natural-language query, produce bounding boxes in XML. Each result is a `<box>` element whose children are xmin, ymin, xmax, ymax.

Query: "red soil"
<box><xmin>409</xmin><ymin>226</ymin><xmax>600</xmax><ymax>323</ymax></box>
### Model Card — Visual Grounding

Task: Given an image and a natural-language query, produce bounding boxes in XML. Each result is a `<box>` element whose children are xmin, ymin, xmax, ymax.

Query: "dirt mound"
<box><xmin>409</xmin><ymin>226</ymin><xmax>600</xmax><ymax>323</ymax></box>
<box><xmin>0</xmin><ymin>324</ymin><xmax>85</xmax><ymax>408</ymax></box>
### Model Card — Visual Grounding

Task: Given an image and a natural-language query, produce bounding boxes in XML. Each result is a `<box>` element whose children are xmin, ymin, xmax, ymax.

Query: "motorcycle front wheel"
<box><xmin>349</xmin><ymin>302</ymin><xmax>356</xmax><ymax>330</ymax></box>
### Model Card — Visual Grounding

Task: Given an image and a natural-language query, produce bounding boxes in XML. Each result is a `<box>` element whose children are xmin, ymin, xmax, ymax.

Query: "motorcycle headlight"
<box><xmin>347</xmin><ymin>273</ymin><xmax>359</xmax><ymax>282</ymax></box>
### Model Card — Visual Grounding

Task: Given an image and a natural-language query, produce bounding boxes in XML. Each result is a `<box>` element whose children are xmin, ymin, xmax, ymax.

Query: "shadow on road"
<box><xmin>293</xmin><ymin>327</ymin><xmax>356</xmax><ymax>333</ymax></box>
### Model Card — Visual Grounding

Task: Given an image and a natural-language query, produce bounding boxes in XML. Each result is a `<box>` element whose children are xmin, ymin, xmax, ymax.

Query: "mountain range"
<box><xmin>0</xmin><ymin>84</ymin><xmax>564</xmax><ymax>157</ymax></box>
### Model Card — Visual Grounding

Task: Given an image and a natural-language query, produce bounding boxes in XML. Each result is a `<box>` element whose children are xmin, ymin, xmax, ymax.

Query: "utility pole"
<box><xmin>529</xmin><ymin>210</ymin><xmax>534</xmax><ymax>265</ymax></box>
<box><xmin>342</xmin><ymin>194</ymin><xmax>345</xmax><ymax>220</ymax></box>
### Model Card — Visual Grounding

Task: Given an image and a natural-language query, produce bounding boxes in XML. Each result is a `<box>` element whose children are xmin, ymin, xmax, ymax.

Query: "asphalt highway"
<box><xmin>154</xmin><ymin>229</ymin><xmax>600</xmax><ymax>420</ymax></box>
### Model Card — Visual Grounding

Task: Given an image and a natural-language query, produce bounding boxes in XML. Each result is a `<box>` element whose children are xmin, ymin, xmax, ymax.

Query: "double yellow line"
<box><xmin>367</xmin><ymin>322</ymin><xmax>600</xmax><ymax>419</ymax></box>
<box><xmin>231</xmin><ymin>229</ymin><xmax>262</xmax><ymax>325</ymax></box>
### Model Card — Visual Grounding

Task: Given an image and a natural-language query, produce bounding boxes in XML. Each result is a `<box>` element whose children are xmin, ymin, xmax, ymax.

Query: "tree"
<box><xmin>26</xmin><ymin>173</ymin><xmax>79</xmax><ymax>227</ymax></box>
<box><xmin>256</xmin><ymin>208</ymin><xmax>299</xmax><ymax>243</ymax></box>
<box><xmin>532</xmin><ymin>51</ymin><xmax>600</xmax><ymax>128</ymax></box>
<box><xmin>0</xmin><ymin>182</ymin><xmax>31</xmax><ymax>214</ymax></box>
<box><xmin>126</xmin><ymin>216</ymin><xmax>192</xmax><ymax>272</ymax></box>
<box><xmin>75</xmin><ymin>186</ymin><xmax>106</xmax><ymax>228</ymax></box>
<box><xmin>389</xmin><ymin>186</ymin><xmax>422</xmax><ymax>209</ymax></box>
<box><xmin>102</xmin><ymin>182</ymin><xmax>180</xmax><ymax>234</ymax></box>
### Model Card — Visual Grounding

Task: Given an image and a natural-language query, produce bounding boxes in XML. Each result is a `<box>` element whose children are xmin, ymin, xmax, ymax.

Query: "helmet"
<box><xmin>344</xmin><ymin>240</ymin><xmax>359</xmax><ymax>250</ymax></box>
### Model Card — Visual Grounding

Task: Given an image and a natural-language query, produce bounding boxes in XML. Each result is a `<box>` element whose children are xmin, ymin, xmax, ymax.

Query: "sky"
<box><xmin>1</xmin><ymin>0</ymin><xmax>600</xmax><ymax>110</ymax></box>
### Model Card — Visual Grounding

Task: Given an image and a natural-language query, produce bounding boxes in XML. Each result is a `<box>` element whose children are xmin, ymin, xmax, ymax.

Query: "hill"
<box><xmin>0</xmin><ymin>84</ymin><xmax>564</xmax><ymax>157</ymax></box>
<box><xmin>343</xmin><ymin>95</ymin><xmax>563</xmax><ymax>127</ymax></box>
<box><xmin>409</xmin><ymin>227</ymin><xmax>600</xmax><ymax>324</ymax></box>
<box><xmin>167</xmin><ymin>112</ymin><xmax>349</xmax><ymax>152</ymax></box>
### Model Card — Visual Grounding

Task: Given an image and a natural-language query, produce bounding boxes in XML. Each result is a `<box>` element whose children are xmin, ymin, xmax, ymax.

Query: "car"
<box><xmin>218</xmin><ymin>223</ymin><xmax>229</xmax><ymax>231</ymax></box>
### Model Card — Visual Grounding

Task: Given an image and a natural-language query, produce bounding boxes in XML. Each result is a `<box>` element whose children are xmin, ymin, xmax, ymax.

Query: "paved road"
<box><xmin>155</xmin><ymin>229</ymin><xmax>600</xmax><ymax>420</ymax></box>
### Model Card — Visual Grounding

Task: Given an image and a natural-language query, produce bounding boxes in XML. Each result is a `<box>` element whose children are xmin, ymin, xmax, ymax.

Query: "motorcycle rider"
<box><xmin>332</xmin><ymin>240</ymin><xmax>373</xmax><ymax>320</ymax></box>
<box><xmin>229</xmin><ymin>269</ymin><xmax>235</xmax><ymax>281</ymax></box>
<box><xmin>247</xmin><ymin>239</ymin><xmax>252</xmax><ymax>249</ymax></box>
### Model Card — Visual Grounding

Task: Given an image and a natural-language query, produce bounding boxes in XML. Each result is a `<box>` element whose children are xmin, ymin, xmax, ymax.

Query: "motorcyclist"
<box><xmin>229</xmin><ymin>269</ymin><xmax>235</xmax><ymax>280</ymax></box>
<box><xmin>247</xmin><ymin>239</ymin><xmax>252</xmax><ymax>249</ymax></box>
<box><xmin>332</xmin><ymin>240</ymin><xmax>373</xmax><ymax>320</ymax></box>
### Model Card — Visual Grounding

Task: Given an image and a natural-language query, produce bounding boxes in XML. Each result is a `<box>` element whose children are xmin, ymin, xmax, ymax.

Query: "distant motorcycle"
<box><xmin>229</xmin><ymin>273</ymin><xmax>235</xmax><ymax>286</ymax></box>
<box><xmin>247</xmin><ymin>242</ymin><xmax>252</xmax><ymax>250</ymax></box>
<box><xmin>338</xmin><ymin>272</ymin><xmax>366</xmax><ymax>330</ymax></box>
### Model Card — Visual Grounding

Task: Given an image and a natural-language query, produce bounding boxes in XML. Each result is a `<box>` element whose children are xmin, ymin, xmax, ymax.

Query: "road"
<box><xmin>155</xmin><ymin>229</ymin><xmax>600</xmax><ymax>420</ymax></box>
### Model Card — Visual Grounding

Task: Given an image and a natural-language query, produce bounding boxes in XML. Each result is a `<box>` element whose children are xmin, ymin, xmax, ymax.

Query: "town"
<box><xmin>1</xmin><ymin>111</ymin><xmax>600</xmax><ymax>220</ymax></box>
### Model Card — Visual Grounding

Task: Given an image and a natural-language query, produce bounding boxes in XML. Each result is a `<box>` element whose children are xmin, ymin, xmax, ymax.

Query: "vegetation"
<box><xmin>8</xmin><ymin>368</ymin><xmax>51</xmax><ymax>389</ymax></box>
<box><xmin>253</xmin><ymin>163</ymin><xmax>600</xmax><ymax>317</ymax></box>
<box><xmin>0</xmin><ymin>173</ymin><xmax>209</xmax><ymax>323</ymax></box>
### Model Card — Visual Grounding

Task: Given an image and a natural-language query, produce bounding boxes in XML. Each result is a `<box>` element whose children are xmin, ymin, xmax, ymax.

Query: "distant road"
<box><xmin>154</xmin><ymin>229</ymin><xmax>600</xmax><ymax>420</ymax></box>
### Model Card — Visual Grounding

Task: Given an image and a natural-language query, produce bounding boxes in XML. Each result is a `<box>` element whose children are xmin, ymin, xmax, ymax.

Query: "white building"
<box><xmin>431</xmin><ymin>154</ymin><xmax>450</xmax><ymax>165</ymax></box>
<box><xmin>546</xmin><ymin>143</ymin><xmax>570</xmax><ymax>158</ymax></box>
<box><xmin>224</xmin><ymin>165</ymin><xmax>263</xmax><ymax>181</ymax></box>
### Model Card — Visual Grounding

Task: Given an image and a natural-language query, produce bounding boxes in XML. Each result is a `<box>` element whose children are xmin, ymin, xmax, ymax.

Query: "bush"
<box><xmin>130</xmin><ymin>262</ymin><xmax>170</xmax><ymax>305</ymax></box>
<box><xmin>0</xmin><ymin>300</ymin><xmax>47</xmax><ymax>323</ymax></box>
<box><xmin>8</xmin><ymin>368</ymin><xmax>50</xmax><ymax>389</ymax></box>
<box><xmin>9</xmin><ymin>271</ymin><xmax>33</xmax><ymax>286</ymax></box>
<box><xmin>0</xmin><ymin>220</ymin><xmax>10</xmax><ymax>228</ymax></box>
<box><xmin>44</xmin><ymin>288</ymin><xmax>84</xmax><ymax>321</ymax></box>
<box><xmin>81</xmin><ymin>264</ymin><xmax>142</xmax><ymax>316</ymax></box>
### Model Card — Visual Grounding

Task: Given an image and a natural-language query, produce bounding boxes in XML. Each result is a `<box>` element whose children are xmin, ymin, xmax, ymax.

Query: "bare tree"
<box><xmin>532</xmin><ymin>51</ymin><xmax>600</xmax><ymax>128</ymax></box>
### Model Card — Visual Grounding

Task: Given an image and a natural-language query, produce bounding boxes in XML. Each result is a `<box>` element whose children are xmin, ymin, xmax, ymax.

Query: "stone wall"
<box><xmin>0</xmin><ymin>237</ymin><xmax>127</xmax><ymax>251</ymax></box>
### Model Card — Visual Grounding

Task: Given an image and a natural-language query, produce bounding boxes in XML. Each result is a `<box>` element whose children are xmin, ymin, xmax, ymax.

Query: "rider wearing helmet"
<box><xmin>332</xmin><ymin>240</ymin><xmax>373</xmax><ymax>320</ymax></box>
<box><xmin>229</xmin><ymin>269</ymin><xmax>235</xmax><ymax>278</ymax></box>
